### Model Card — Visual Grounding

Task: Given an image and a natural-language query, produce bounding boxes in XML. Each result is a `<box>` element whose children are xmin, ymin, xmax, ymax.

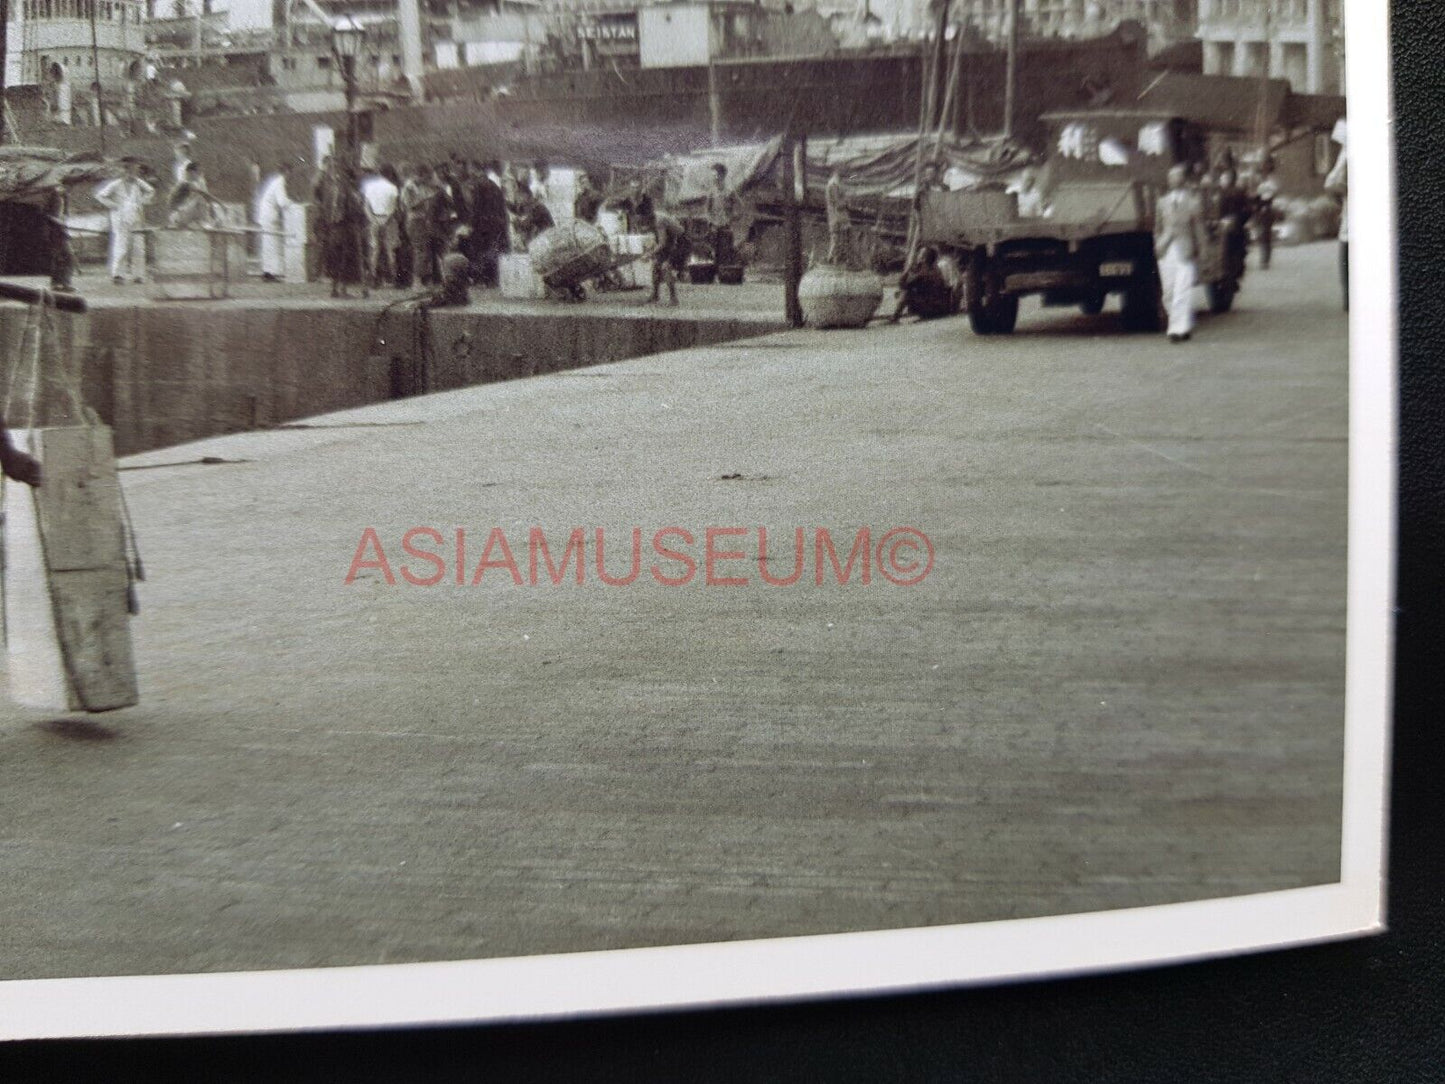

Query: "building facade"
<box><xmin>1197</xmin><ymin>0</ymin><xmax>1341</xmax><ymax>94</ymax></box>
<box><xmin>853</xmin><ymin>0</ymin><xmax>1196</xmax><ymax>50</ymax></box>
<box><xmin>4</xmin><ymin>0</ymin><xmax>148</xmax><ymax>127</ymax></box>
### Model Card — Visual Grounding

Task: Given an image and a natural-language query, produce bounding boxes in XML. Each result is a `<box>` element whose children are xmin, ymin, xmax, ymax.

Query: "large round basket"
<box><xmin>798</xmin><ymin>265</ymin><xmax>884</xmax><ymax>329</ymax></box>
<box><xmin>529</xmin><ymin>221</ymin><xmax>612</xmax><ymax>287</ymax></box>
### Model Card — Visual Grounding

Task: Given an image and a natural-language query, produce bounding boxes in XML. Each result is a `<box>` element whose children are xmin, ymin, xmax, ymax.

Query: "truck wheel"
<box><xmin>989</xmin><ymin>295</ymin><xmax>1019</xmax><ymax>334</ymax></box>
<box><xmin>1122</xmin><ymin>280</ymin><xmax>1162</xmax><ymax>332</ymax></box>
<box><xmin>969</xmin><ymin>296</ymin><xmax>1017</xmax><ymax>335</ymax></box>
<box><xmin>1208</xmin><ymin>279</ymin><xmax>1237</xmax><ymax>313</ymax></box>
<box><xmin>968</xmin><ymin>304</ymin><xmax>997</xmax><ymax>335</ymax></box>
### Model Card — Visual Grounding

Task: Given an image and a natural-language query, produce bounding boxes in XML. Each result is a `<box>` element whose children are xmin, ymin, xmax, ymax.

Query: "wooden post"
<box><xmin>707</xmin><ymin>59</ymin><xmax>722</xmax><ymax>147</ymax></box>
<box><xmin>783</xmin><ymin>131</ymin><xmax>804</xmax><ymax>328</ymax></box>
<box><xmin>89</xmin><ymin>0</ymin><xmax>106</xmax><ymax>152</ymax></box>
<box><xmin>1003</xmin><ymin>0</ymin><xmax>1019</xmax><ymax>140</ymax></box>
<box><xmin>0</xmin><ymin>0</ymin><xmax>8</xmax><ymax>145</ymax></box>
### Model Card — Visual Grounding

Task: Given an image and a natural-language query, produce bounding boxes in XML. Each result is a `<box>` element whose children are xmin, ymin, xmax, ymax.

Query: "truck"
<box><xmin>916</xmin><ymin>110</ymin><xmax>1244</xmax><ymax>335</ymax></box>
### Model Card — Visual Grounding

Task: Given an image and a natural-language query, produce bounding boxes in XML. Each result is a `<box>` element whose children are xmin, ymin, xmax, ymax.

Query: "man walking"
<box><xmin>647</xmin><ymin>208</ymin><xmax>691</xmax><ymax>306</ymax></box>
<box><xmin>1253</xmin><ymin>163</ymin><xmax>1279</xmax><ymax>270</ymax></box>
<box><xmin>1154</xmin><ymin>163</ymin><xmax>1205</xmax><ymax>343</ymax></box>
<box><xmin>94</xmin><ymin>161</ymin><xmax>154</xmax><ymax>285</ymax></box>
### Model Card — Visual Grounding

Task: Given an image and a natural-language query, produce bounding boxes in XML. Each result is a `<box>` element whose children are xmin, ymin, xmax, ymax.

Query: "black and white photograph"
<box><xmin>0</xmin><ymin>0</ymin><xmax>1391</xmax><ymax>1039</ymax></box>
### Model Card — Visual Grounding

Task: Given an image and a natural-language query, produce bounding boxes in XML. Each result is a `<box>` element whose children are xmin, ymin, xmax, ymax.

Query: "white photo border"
<box><xmin>0</xmin><ymin>0</ymin><xmax>1394</xmax><ymax>1041</ymax></box>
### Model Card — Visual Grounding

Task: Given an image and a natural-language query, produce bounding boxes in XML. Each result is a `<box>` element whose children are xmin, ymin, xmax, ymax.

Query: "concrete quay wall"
<box><xmin>2</xmin><ymin>305</ymin><xmax>778</xmax><ymax>456</ymax></box>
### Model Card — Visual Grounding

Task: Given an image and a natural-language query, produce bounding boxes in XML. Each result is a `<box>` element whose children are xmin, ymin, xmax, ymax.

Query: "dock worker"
<box><xmin>42</xmin><ymin>184</ymin><xmax>77</xmax><ymax>294</ymax></box>
<box><xmin>424</xmin><ymin>226</ymin><xmax>473</xmax><ymax>309</ymax></box>
<box><xmin>573</xmin><ymin>171</ymin><xmax>604</xmax><ymax>225</ymax></box>
<box><xmin>401</xmin><ymin>165</ymin><xmax>442</xmax><ymax>286</ymax></box>
<box><xmin>94</xmin><ymin>160</ymin><xmax>155</xmax><ymax>285</ymax></box>
<box><xmin>647</xmin><ymin>207</ymin><xmax>691</xmax><ymax>306</ymax></box>
<box><xmin>1324</xmin><ymin>140</ymin><xmax>1348</xmax><ymax>312</ymax></box>
<box><xmin>1154</xmin><ymin>162</ymin><xmax>1206</xmax><ymax>343</ymax></box>
<box><xmin>256</xmin><ymin>161</ymin><xmax>299</xmax><ymax>282</ymax></box>
<box><xmin>889</xmin><ymin>246</ymin><xmax>955</xmax><ymax>323</ymax></box>
<box><xmin>167</xmin><ymin>162</ymin><xmax>221</xmax><ymax>228</ymax></box>
<box><xmin>825</xmin><ymin>170</ymin><xmax>849</xmax><ymax>263</ymax></box>
<box><xmin>704</xmin><ymin>162</ymin><xmax>738</xmax><ymax>267</ymax></box>
<box><xmin>0</xmin><ymin>424</ymin><xmax>41</xmax><ymax>488</ymax></box>
<box><xmin>1252</xmin><ymin>161</ymin><xmax>1280</xmax><ymax>270</ymax></box>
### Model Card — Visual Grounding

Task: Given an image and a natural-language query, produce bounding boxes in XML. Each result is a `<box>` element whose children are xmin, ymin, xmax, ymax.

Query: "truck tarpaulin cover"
<box><xmin>655</xmin><ymin>133</ymin><xmax>1036</xmax><ymax>206</ymax></box>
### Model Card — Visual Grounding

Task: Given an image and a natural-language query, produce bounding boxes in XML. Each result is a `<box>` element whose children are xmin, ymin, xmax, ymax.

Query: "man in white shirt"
<box><xmin>1324</xmin><ymin>145</ymin><xmax>1347</xmax><ymax>312</ymax></box>
<box><xmin>1153</xmin><ymin>163</ymin><xmax>1205</xmax><ymax>342</ymax></box>
<box><xmin>360</xmin><ymin>166</ymin><xmax>401</xmax><ymax>289</ymax></box>
<box><xmin>94</xmin><ymin>161</ymin><xmax>155</xmax><ymax>284</ymax></box>
<box><xmin>256</xmin><ymin>163</ymin><xmax>298</xmax><ymax>282</ymax></box>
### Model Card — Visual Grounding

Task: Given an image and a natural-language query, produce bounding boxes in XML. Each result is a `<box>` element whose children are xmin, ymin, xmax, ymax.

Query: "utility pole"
<box><xmin>1002</xmin><ymin>0</ymin><xmax>1019</xmax><ymax>140</ymax></box>
<box><xmin>782</xmin><ymin>129</ymin><xmax>804</xmax><ymax>327</ymax></box>
<box><xmin>89</xmin><ymin>0</ymin><xmax>106</xmax><ymax>152</ymax></box>
<box><xmin>1254</xmin><ymin>0</ymin><xmax>1272</xmax><ymax>161</ymax></box>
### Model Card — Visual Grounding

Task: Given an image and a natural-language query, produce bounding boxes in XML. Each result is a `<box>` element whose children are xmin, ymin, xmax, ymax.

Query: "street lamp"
<box><xmin>331</xmin><ymin>14</ymin><xmax>366</xmax><ymax>168</ymax></box>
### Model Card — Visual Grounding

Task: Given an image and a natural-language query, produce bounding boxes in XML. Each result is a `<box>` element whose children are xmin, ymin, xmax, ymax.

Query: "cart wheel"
<box><xmin>1079</xmin><ymin>289</ymin><xmax>1106</xmax><ymax>316</ymax></box>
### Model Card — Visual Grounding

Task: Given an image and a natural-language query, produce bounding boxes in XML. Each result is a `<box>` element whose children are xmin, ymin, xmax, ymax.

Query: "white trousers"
<box><xmin>108</xmin><ymin>217</ymin><xmax>141</xmax><ymax>279</ymax></box>
<box><xmin>1158</xmin><ymin>240</ymin><xmax>1196</xmax><ymax>337</ymax></box>
<box><xmin>259</xmin><ymin>215</ymin><xmax>285</xmax><ymax>277</ymax></box>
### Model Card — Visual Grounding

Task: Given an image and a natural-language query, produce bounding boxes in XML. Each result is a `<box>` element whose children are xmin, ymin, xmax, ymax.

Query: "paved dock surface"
<box><xmin>0</xmin><ymin>243</ymin><xmax>1347</xmax><ymax>980</ymax></box>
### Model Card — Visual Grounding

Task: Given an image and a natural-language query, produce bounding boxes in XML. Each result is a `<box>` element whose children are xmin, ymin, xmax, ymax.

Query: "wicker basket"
<box><xmin>798</xmin><ymin>264</ymin><xmax>884</xmax><ymax>328</ymax></box>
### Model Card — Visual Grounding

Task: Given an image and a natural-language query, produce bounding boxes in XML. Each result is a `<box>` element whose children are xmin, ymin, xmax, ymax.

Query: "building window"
<box><xmin>317</xmin><ymin>55</ymin><xmax>331</xmax><ymax>69</ymax></box>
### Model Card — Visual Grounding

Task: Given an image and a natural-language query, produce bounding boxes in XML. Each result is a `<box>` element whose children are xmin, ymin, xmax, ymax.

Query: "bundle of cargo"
<box><xmin>528</xmin><ymin>221</ymin><xmax>613</xmax><ymax>299</ymax></box>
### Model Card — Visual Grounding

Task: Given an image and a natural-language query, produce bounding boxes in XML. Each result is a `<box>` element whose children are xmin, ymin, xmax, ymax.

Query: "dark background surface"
<box><xmin>4</xmin><ymin>3</ymin><xmax>1441</xmax><ymax>1077</ymax></box>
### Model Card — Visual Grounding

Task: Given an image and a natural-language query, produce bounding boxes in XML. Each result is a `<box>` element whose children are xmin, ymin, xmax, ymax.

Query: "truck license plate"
<box><xmin>1099</xmin><ymin>261</ymin><xmax>1134</xmax><ymax>277</ymax></box>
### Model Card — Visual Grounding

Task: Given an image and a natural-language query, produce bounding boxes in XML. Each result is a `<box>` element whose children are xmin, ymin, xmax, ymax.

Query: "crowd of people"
<box><xmin>239</xmin><ymin>154</ymin><xmax>724</xmax><ymax>305</ymax></box>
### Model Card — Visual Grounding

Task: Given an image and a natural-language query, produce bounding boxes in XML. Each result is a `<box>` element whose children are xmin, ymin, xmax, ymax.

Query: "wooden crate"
<box><xmin>150</xmin><ymin>228</ymin><xmax>249</xmax><ymax>300</ymax></box>
<box><xmin>499</xmin><ymin>253</ymin><xmax>545</xmax><ymax>299</ymax></box>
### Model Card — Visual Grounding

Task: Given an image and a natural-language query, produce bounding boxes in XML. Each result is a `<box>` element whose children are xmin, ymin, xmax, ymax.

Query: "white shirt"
<box><xmin>1324</xmin><ymin>152</ymin><xmax>1347</xmax><ymax>243</ymax></box>
<box><xmin>95</xmin><ymin>176</ymin><xmax>154</xmax><ymax>220</ymax></box>
<box><xmin>360</xmin><ymin>174</ymin><xmax>399</xmax><ymax>219</ymax></box>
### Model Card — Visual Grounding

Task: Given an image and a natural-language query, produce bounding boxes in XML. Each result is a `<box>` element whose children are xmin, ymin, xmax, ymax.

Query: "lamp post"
<box><xmin>331</xmin><ymin>14</ymin><xmax>366</xmax><ymax>171</ymax></box>
<box><xmin>332</xmin><ymin>14</ymin><xmax>366</xmax><ymax>293</ymax></box>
